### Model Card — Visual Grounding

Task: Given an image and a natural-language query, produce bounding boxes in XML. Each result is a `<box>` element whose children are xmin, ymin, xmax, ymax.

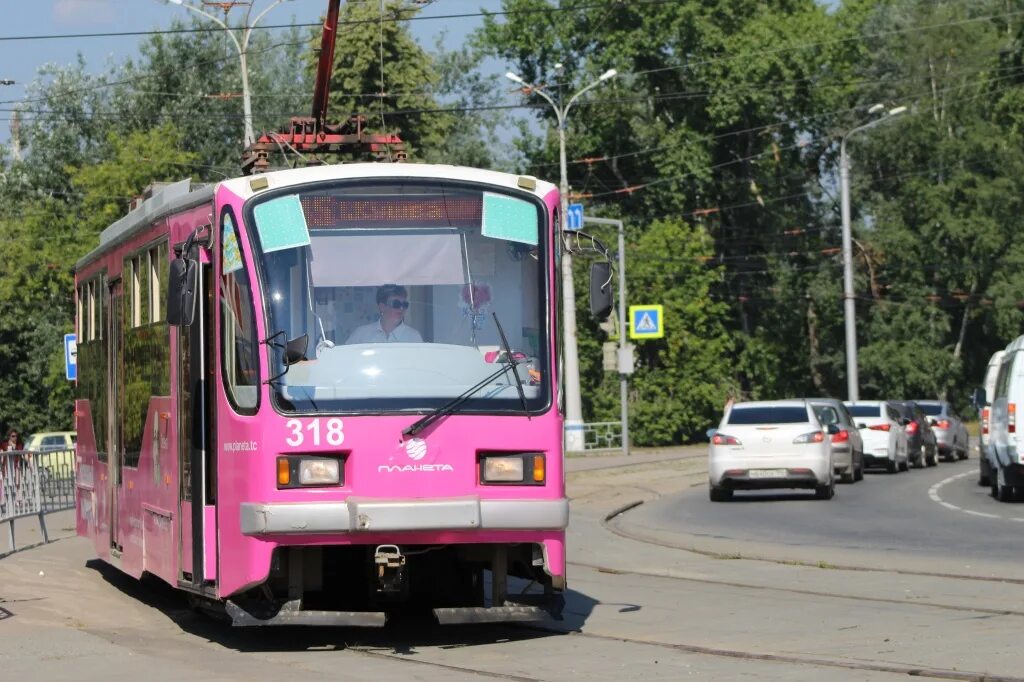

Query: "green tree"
<box><xmin>67</xmin><ymin>124</ymin><xmax>199</xmax><ymax>238</ymax></box>
<box><xmin>584</xmin><ymin>218</ymin><xmax>734</xmax><ymax>444</ymax></box>
<box><xmin>477</xmin><ymin>1</ymin><xmax>844</xmax><ymax>439</ymax></box>
<box><xmin>323</xmin><ymin>0</ymin><xmax>453</xmax><ymax>159</ymax></box>
<box><xmin>844</xmin><ymin>0</ymin><xmax>1024</xmax><ymax>406</ymax></box>
<box><xmin>113</xmin><ymin>16</ymin><xmax>310</xmax><ymax>177</ymax></box>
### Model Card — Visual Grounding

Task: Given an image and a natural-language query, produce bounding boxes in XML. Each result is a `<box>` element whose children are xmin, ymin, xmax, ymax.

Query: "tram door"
<box><xmin>106</xmin><ymin>279</ymin><xmax>124</xmax><ymax>554</ymax></box>
<box><xmin>178</xmin><ymin>260</ymin><xmax>216</xmax><ymax>588</ymax></box>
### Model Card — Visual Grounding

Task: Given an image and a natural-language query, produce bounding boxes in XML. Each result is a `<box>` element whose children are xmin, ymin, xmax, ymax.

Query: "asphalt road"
<box><xmin>624</xmin><ymin>456</ymin><xmax>1024</xmax><ymax>578</ymax></box>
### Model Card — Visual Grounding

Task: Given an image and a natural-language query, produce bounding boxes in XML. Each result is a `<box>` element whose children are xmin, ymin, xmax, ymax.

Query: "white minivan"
<box><xmin>977</xmin><ymin>350</ymin><xmax>1004</xmax><ymax>487</ymax></box>
<box><xmin>989</xmin><ymin>337</ymin><xmax>1024</xmax><ymax>501</ymax></box>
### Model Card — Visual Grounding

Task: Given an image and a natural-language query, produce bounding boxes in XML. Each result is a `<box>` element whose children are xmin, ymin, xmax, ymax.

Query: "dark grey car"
<box><xmin>893</xmin><ymin>401</ymin><xmax>938</xmax><ymax>468</ymax></box>
<box><xmin>913</xmin><ymin>400</ymin><xmax>969</xmax><ymax>462</ymax></box>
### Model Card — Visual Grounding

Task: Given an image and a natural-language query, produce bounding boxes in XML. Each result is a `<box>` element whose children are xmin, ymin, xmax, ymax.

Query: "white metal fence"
<box><xmin>581</xmin><ymin>421</ymin><xmax>623</xmax><ymax>451</ymax></box>
<box><xmin>1</xmin><ymin>449</ymin><xmax>76</xmax><ymax>552</ymax></box>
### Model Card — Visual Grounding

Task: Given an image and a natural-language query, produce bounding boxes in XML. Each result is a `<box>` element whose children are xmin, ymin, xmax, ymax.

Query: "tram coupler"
<box><xmin>373</xmin><ymin>544</ymin><xmax>407</xmax><ymax>595</ymax></box>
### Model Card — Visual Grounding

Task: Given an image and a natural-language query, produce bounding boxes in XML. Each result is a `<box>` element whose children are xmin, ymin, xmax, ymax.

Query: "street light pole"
<box><xmin>506</xmin><ymin>68</ymin><xmax>617</xmax><ymax>452</ymax></box>
<box><xmin>839</xmin><ymin>104</ymin><xmax>907</xmax><ymax>402</ymax></box>
<box><xmin>163</xmin><ymin>0</ymin><xmax>292</xmax><ymax>146</ymax></box>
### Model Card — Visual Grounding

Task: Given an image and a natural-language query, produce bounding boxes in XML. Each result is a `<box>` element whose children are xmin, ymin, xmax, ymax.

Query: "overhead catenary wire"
<box><xmin>3</xmin><ymin>2</ymin><xmax>1020</xmax><ymax>110</ymax></box>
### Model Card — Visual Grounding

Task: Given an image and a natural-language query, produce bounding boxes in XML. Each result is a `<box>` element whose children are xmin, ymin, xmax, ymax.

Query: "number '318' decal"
<box><xmin>284</xmin><ymin>418</ymin><xmax>345</xmax><ymax>447</ymax></box>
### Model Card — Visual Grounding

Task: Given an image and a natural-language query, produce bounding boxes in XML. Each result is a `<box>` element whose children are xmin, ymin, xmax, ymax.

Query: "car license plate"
<box><xmin>748</xmin><ymin>469</ymin><xmax>787</xmax><ymax>479</ymax></box>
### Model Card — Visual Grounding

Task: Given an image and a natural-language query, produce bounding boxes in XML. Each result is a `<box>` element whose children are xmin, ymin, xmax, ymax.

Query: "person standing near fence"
<box><xmin>2</xmin><ymin>429</ymin><xmax>23</xmax><ymax>452</ymax></box>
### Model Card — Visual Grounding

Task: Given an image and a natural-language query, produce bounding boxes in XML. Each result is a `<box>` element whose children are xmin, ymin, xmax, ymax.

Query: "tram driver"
<box><xmin>345</xmin><ymin>284</ymin><xmax>423</xmax><ymax>344</ymax></box>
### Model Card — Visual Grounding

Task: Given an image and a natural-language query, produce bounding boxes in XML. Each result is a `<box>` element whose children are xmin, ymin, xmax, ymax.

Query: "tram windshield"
<box><xmin>245</xmin><ymin>180</ymin><xmax>550</xmax><ymax>415</ymax></box>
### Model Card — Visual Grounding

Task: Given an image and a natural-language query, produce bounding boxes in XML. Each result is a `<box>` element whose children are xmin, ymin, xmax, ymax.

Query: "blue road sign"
<box><xmin>629</xmin><ymin>305</ymin><xmax>664</xmax><ymax>339</ymax></box>
<box><xmin>566</xmin><ymin>203</ymin><xmax>584</xmax><ymax>231</ymax></box>
<box><xmin>64</xmin><ymin>333</ymin><xmax>77</xmax><ymax>381</ymax></box>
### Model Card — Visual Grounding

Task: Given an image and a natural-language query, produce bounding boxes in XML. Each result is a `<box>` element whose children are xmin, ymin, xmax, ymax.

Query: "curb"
<box><xmin>603</xmin><ymin>499</ymin><xmax>645</xmax><ymax>522</ymax></box>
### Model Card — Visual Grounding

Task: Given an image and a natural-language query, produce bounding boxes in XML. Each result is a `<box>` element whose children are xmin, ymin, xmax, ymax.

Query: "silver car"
<box><xmin>808</xmin><ymin>398</ymin><xmax>864</xmax><ymax>483</ymax></box>
<box><xmin>913</xmin><ymin>400</ymin><xmax>969</xmax><ymax>462</ymax></box>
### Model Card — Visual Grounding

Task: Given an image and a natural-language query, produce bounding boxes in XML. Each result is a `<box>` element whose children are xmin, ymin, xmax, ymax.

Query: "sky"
<box><xmin>0</xmin><ymin>0</ymin><xmax>506</xmax><ymax>143</ymax></box>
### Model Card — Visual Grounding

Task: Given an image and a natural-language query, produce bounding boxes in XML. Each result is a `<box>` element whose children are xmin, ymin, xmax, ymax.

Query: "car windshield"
<box><xmin>246</xmin><ymin>180</ymin><xmax>550</xmax><ymax>414</ymax></box>
<box><xmin>727</xmin><ymin>406</ymin><xmax>809</xmax><ymax>424</ymax></box>
<box><xmin>916</xmin><ymin>402</ymin><xmax>943</xmax><ymax>416</ymax></box>
<box><xmin>847</xmin><ymin>404</ymin><xmax>882</xmax><ymax>417</ymax></box>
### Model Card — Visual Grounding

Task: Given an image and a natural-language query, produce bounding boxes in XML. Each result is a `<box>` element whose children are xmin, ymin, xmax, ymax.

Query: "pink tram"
<box><xmin>72</xmin><ymin>163</ymin><xmax>603</xmax><ymax>626</ymax></box>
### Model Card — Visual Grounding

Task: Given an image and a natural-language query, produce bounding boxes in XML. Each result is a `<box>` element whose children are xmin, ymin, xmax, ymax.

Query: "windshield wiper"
<box><xmin>402</xmin><ymin>362</ymin><xmax>520</xmax><ymax>438</ymax></box>
<box><xmin>493</xmin><ymin>312</ymin><xmax>530</xmax><ymax>418</ymax></box>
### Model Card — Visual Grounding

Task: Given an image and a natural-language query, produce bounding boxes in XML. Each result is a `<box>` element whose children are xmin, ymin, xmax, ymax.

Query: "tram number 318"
<box><xmin>285</xmin><ymin>418</ymin><xmax>345</xmax><ymax>447</ymax></box>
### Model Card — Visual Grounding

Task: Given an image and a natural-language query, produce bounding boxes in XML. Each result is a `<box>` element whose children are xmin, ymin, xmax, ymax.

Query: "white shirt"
<box><xmin>346</xmin><ymin>319</ymin><xmax>423</xmax><ymax>344</ymax></box>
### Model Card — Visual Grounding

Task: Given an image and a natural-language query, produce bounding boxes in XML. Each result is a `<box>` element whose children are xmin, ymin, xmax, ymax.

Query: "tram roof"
<box><xmin>218</xmin><ymin>163</ymin><xmax>557</xmax><ymax>202</ymax></box>
<box><xmin>76</xmin><ymin>164</ymin><xmax>557</xmax><ymax>271</ymax></box>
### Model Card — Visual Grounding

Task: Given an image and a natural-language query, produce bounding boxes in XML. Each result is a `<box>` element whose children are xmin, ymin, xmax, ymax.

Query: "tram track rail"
<box><xmin>526</xmin><ymin>628</ymin><xmax>1024</xmax><ymax>682</ymax></box>
<box><xmin>342</xmin><ymin>621</ymin><xmax>1024</xmax><ymax>682</ymax></box>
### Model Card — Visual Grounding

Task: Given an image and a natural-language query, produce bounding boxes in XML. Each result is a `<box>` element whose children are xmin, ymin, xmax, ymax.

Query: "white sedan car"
<box><xmin>708</xmin><ymin>400</ymin><xmax>834</xmax><ymax>501</ymax></box>
<box><xmin>844</xmin><ymin>400</ymin><xmax>909</xmax><ymax>473</ymax></box>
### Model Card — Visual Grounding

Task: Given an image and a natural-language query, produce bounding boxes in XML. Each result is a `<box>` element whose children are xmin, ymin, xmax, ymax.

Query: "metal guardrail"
<box><xmin>581</xmin><ymin>421</ymin><xmax>623</xmax><ymax>451</ymax></box>
<box><xmin>1</xmin><ymin>448</ymin><xmax>76</xmax><ymax>552</ymax></box>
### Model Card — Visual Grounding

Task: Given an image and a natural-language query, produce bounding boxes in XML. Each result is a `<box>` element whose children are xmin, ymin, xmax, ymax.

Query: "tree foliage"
<box><xmin>323</xmin><ymin>0</ymin><xmax>452</xmax><ymax>159</ymax></box>
<box><xmin>4</xmin><ymin>0</ymin><xmax>1024</xmax><ymax>442</ymax></box>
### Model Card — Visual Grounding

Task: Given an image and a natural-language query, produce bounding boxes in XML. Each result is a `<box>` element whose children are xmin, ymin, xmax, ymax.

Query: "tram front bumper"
<box><xmin>239</xmin><ymin>497</ymin><xmax>569</xmax><ymax>535</ymax></box>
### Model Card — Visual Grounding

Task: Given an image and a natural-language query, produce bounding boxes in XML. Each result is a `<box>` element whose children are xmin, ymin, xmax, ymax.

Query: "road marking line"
<box><xmin>929</xmin><ymin>470</ymin><xmax>1019</xmax><ymax>521</ymax></box>
<box><xmin>963</xmin><ymin>509</ymin><xmax>1000</xmax><ymax>519</ymax></box>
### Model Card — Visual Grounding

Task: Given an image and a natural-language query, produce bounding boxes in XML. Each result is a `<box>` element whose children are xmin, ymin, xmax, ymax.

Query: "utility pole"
<box><xmin>839</xmin><ymin>104</ymin><xmax>907</xmax><ymax>401</ymax></box>
<box><xmin>10</xmin><ymin>108</ymin><xmax>21</xmax><ymax>161</ymax></box>
<box><xmin>162</xmin><ymin>0</ymin><xmax>293</xmax><ymax>146</ymax></box>
<box><xmin>506</xmin><ymin>68</ymin><xmax>617</xmax><ymax>452</ymax></box>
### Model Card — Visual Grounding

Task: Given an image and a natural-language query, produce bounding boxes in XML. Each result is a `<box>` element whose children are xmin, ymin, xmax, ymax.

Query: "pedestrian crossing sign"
<box><xmin>629</xmin><ymin>305</ymin><xmax>664</xmax><ymax>339</ymax></box>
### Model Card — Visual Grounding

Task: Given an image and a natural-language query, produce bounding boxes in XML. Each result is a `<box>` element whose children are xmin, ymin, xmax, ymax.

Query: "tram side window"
<box><xmin>221</xmin><ymin>211</ymin><xmax>259</xmax><ymax>412</ymax></box>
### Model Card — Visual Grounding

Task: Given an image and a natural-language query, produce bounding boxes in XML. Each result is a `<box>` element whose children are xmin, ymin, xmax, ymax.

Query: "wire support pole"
<box><xmin>163</xmin><ymin>0</ymin><xmax>291</xmax><ymax>147</ymax></box>
<box><xmin>505</xmin><ymin>68</ymin><xmax>616</xmax><ymax>453</ymax></box>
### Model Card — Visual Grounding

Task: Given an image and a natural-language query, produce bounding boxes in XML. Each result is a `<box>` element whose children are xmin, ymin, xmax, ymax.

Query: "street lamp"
<box><xmin>506</xmin><ymin>67</ymin><xmax>617</xmax><ymax>452</ymax></box>
<box><xmin>0</xmin><ymin>80</ymin><xmax>14</xmax><ymax>86</ymax></box>
<box><xmin>163</xmin><ymin>0</ymin><xmax>293</xmax><ymax>146</ymax></box>
<box><xmin>840</xmin><ymin>103</ymin><xmax>907</xmax><ymax>401</ymax></box>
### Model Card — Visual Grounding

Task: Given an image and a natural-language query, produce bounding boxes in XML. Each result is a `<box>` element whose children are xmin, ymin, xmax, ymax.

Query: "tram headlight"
<box><xmin>277</xmin><ymin>456</ymin><xmax>342</xmax><ymax>488</ymax></box>
<box><xmin>479</xmin><ymin>453</ymin><xmax>545</xmax><ymax>485</ymax></box>
<box><xmin>299</xmin><ymin>458</ymin><xmax>340</xmax><ymax>485</ymax></box>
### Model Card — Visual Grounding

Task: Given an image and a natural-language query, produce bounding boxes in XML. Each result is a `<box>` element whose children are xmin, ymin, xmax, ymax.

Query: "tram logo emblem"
<box><xmin>405</xmin><ymin>438</ymin><xmax>428</xmax><ymax>461</ymax></box>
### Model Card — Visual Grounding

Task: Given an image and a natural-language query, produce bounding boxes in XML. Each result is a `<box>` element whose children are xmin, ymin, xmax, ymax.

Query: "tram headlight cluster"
<box><xmin>479</xmin><ymin>453</ymin><xmax>545</xmax><ymax>485</ymax></box>
<box><xmin>277</xmin><ymin>456</ymin><xmax>342</xmax><ymax>488</ymax></box>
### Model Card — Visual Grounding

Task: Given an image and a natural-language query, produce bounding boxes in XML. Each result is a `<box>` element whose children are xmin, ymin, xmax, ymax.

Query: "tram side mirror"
<box><xmin>167</xmin><ymin>256</ymin><xmax>198</xmax><ymax>327</ymax></box>
<box><xmin>283</xmin><ymin>334</ymin><xmax>309</xmax><ymax>365</ymax></box>
<box><xmin>589</xmin><ymin>262</ymin><xmax>613</xmax><ymax>320</ymax></box>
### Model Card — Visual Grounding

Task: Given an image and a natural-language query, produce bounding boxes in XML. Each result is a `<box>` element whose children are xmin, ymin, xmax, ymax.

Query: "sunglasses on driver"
<box><xmin>387</xmin><ymin>298</ymin><xmax>410</xmax><ymax>310</ymax></box>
